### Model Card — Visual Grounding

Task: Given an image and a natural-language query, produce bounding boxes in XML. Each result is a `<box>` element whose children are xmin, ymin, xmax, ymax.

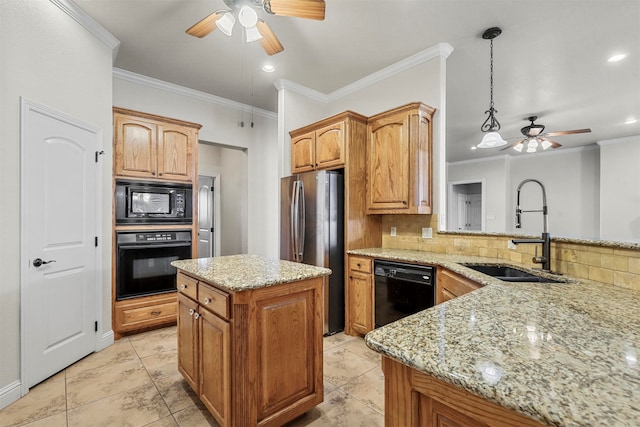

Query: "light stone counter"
<box><xmin>352</xmin><ymin>248</ymin><xmax>640</xmax><ymax>426</ymax></box>
<box><xmin>171</xmin><ymin>254</ymin><xmax>331</xmax><ymax>292</ymax></box>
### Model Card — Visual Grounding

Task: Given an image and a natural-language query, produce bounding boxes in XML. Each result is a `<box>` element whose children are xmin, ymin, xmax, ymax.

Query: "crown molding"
<box><xmin>273</xmin><ymin>80</ymin><xmax>329</xmax><ymax>103</ymax></box>
<box><xmin>113</xmin><ymin>68</ymin><xmax>278</xmax><ymax>120</ymax></box>
<box><xmin>274</xmin><ymin>43</ymin><xmax>454</xmax><ymax>103</ymax></box>
<box><xmin>49</xmin><ymin>0</ymin><xmax>120</xmax><ymax>62</ymax></box>
<box><xmin>597</xmin><ymin>135</ymin><xmax>640</xmax><ymax>146</ymax></box>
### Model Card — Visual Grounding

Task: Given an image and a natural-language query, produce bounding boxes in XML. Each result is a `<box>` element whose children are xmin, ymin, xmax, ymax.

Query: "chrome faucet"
<box><xmin>511</xmin><ymin>179</ymin><xmax>551</xmax><ymax>271</ymax></box>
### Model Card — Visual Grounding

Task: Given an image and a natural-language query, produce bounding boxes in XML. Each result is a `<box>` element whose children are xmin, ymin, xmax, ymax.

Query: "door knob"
<box><xmin>33</xmin><ymin>258</ymin><xmax>56</xmax><ymax>267</ymax></box>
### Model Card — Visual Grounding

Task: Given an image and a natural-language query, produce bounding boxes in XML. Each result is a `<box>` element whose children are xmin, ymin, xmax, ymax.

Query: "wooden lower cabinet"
<box><xmin>113</xmin><ymin>293</ymin><xmax>177</xmax><ymax>338</ymax></box>
<box><xmin>437</xmin><ymin>268</ymin><xmax>483</xmax><ymax>304</ymax></box>
<box><xmin>176</xmin><ymin>271</ymin><xmax>323</xmax><ymax>427</ymax></box>
<box><xmin>345</xmin><ymin>256</ymin><xmax>374</xmax><ymax>336</ymax></box>
<box><xmin>383</xmin><ymin>356</ymin><xmax>545</xmax><ymax>427</ymax></box>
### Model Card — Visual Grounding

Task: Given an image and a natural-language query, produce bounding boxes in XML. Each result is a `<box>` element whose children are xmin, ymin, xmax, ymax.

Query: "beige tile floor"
<box><xmin>0</xmin><ymin>326</ymin><xmax>384</xmax><ymax>427</ymax></box>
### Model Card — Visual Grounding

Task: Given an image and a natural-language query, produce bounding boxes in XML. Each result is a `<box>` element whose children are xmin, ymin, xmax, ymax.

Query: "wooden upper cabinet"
<box><xmin>291</xmin><ymin>132</ymin><xmax>316</xmax><ymax>173</ymax></box>
<box><xmin>290</xmin><ymin>113</ymin><xmax>355</xmax><ymax>174</ymax></box>
<box><xmin>114</xmin><ymin>107</ymin><xmax>201</xmax><ymax>182</ymax></box>
<box><xmin>366</xmin><ymin>102</ymin><xmax>435</xmax><ymax>214</ymax></box>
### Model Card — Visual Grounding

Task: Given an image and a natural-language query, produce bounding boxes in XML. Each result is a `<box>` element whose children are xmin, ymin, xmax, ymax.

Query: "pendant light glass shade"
<box><xmin>216</xmin><ymin>11</ymin><xmax>235</xmax><ymax>36</ymax></box>
<box><xmin>477</xmin><ymin>131</ymin><xmax>507</xmax><ymax>148</ymax></box>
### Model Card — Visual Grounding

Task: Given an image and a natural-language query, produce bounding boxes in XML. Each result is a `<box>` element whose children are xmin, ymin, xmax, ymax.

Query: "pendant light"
<box><xmin>477</xmin><ymin>27</ymin><xmax>507</xmax><ymax>148</ymax></box>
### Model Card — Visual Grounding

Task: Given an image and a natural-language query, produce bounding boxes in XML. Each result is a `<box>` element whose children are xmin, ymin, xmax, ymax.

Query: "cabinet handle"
<box><xmin>356</xmin><ymin>263</ymin><xmax>361</xmax><ymax>267</ymax></box>
<box><xmin>181</xmin><ymin>284</ymin><xmax>187</xmax><ymax>290</ymax></box>
<box><xmin>159</xmin><ymin>172</ymin><xmax>163</xmax><ymax>176</ymax></box>
<box><xmin>204</xmin><ymin>298</ymin><xmax>211</xmax><ymax>305</ymax></box>
<box><xmin>402</xmin><ymin>200</ymin><xmax>407</xmax><ymax>205</ymax></box>
<box><xmin>349</xmin><ymin>276</ymin><xmax>353</xmax><ymax>279</ymax></box>
<box><xmin>194</xmin><ymin>313</ymin><xmax>200</xmax><ymax>320</ymax></box>
<box><xmin>151</xmin><ymin>310</ymin><xmax>161</xmax><ymax>316</ymax></box>
<box><xmin>189</xmin><ymin>308</ymin><xmax>194</xmax><ymax>316</ymax></box>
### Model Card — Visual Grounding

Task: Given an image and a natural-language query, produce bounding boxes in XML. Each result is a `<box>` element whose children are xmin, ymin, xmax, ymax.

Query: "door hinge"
<box><xmin>94</xmin><ymin>321</ymin><xmax>98</xmax><ymax>332</ymax></box>
<box><xmin>211</xmin><ymin>227</ymin><xmax>214</xmax><ymax>232</ymax></box>
<box><xmin>95</xmin><ymin>150</ymin><xmax>104</xmax><ymax>163</ymax></box>
<box><xmin>95</xmin><ymin>236</ymin><xmax>98</xmax><ymax>247</ymax></box>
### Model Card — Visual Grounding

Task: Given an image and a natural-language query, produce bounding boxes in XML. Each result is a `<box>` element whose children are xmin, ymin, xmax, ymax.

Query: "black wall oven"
<box><xmin>115</xmin><ymin>180</ymin><xmax>193</xmax><ymax>225</ymax></box>
<box><xmin>116</xmin><ymin>231</ymin><xmax>192</xmax><ymax>300</ymax></box>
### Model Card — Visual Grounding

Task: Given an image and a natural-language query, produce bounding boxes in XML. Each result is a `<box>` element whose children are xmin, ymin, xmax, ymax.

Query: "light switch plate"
<box><xmin>390</xmin><ymin>226</ymin><xmax>397</xmax><ymax>237</ymax></box>
<box><xmin>422</xmin><ymin>227</ymin><xmax>433</xmax><ymax>238</ymax></box>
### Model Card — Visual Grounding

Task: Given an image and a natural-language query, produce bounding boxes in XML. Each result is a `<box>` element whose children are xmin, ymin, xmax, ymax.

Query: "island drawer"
<box><xmin>177</xmin><ymin>272</ymin><xmax>198</xmax><ymax>300</ymax></box>
<box><xmin>199</xmin><ymin>283</ymin><xmax>229</xmax><ymax>319</ymax></box>
<box><xmin>349</xmin><ymin>256</ymin><xmax>372</xmax><ymax>273</ymax></box>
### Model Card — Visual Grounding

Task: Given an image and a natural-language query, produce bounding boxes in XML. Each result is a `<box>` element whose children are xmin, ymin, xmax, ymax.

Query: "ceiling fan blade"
<box><xmin>500</xmin><ymin>138</ymin><xmax>525</xmax><ymax>151</ymax></box>
<box><xmin>545</xmin><ymin>128</ymin><xmax>592</xmax><ymax>137</ymax></box>
<box><xmin>264</xmin><ymin>0</ymin><xmax>326</xmax><ymax>20</ymax></box>
<box><xmin>256</xmin><ymin>20</ymin><xmax>284</xmax><ymax>56</ymax></box>
<box><xmin>186</xmin><ymin>11</ymin><xmax>222</xmax><ymax>38</ymax></box>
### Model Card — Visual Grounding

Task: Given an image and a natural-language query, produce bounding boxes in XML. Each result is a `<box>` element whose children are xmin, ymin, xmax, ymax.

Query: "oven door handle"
<box><xmin>118</xmin><ymin>243</ymin><xmax>192</xmax><ymax>250</ymax></box>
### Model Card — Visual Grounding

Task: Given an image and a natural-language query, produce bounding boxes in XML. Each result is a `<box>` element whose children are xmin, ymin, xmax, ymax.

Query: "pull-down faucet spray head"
<box><xmin>516</xmin><ymin>207</ymin><xmax>522</xmax><ymax>228</ymax></box>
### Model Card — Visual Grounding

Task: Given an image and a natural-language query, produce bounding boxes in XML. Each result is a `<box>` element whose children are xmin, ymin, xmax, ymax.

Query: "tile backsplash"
<box><xmin>381</xmin><ymin>215</ymin><xmax>640</xmax><ymax>291</ymax></box>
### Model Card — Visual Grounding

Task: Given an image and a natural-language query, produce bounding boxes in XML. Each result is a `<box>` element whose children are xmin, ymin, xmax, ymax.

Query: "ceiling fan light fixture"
<box><xmin>478</xmin><ymin>131</ymin><xmax>507</xmax><ymax>148</ymax></box>
<box><xmin>513</xmin><ymin>142</ymin><xmax>524</xmax><ymax>152</ymax></box>
<box><xmin>216</xmin><ymin>11</ymin><xmax>235</xmax><ymax>36</ymax></box>
<box><xmin>540</xmin><ymin>139</ymin><xmax>552</xmax><ymax>150</ymax></box>
<box><xmin>245</xmin><ymin>25</ymin><xmax>262</xmax><ymax>42</ymax></box>
<box><xmin>238</xmin><ymin>6</ymin><xmax>259</xmax><ymax>28</ymax></box>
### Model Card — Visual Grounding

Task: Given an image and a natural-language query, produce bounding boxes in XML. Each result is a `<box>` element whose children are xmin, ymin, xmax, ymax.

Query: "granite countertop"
<box><xmin>353</xmin><ymin>248</ymin><xmax>640</xmax><ymax>426</ymax></box>
<box><xmin>171</xmin><ymin>254</ymin><xmax>331</xmax><ymax>292</ymax></box>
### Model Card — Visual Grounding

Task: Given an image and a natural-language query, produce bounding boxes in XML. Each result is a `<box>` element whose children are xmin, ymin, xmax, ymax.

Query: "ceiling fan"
<box><xmin>186</xmin><ymin>0</ymin><xmax>326</xmax><ymax>56</ymax></box>
<box><xmin>501</xmin><ymin>116</ymin><xmax>592</xmax><ymax>153</ymax></box>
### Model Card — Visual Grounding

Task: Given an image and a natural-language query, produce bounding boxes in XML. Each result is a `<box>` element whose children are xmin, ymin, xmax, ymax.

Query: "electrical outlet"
<box><xmin>507</xmin><ymin>240</ymin><xmax>516</xmax><ymax>250</ymax></box>
<box><xmin>422</xmin><ymin>227</ymin><xmax>433</xmax><ymax>238</ymax></box>
<box><xmin>390</xmin><ymin>226</ymin><xmax>397</xmax><ymax>237</ymax></box>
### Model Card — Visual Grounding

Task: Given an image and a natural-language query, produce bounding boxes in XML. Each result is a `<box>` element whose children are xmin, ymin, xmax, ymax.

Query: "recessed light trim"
<box><xmin>262</xmin><ymin>64</ymin><xmax>275</xmax><ymax>73</ymax></box>
<box><xmin>624</xmin><ymin>117</ymin><xmax>638</xmax><ymax>125</ymax></box>
<box><xmin>607</xmin><ymin>53</ymin><xmax>628</xmax><ymax>63</ymax></box>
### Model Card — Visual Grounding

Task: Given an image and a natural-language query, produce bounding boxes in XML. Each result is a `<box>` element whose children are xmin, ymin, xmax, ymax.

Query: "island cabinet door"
<box><xmin>177</xmin><ymin>294</ymin><xmax>199</xmax><ymax>393</ymax></box>
<box><xmin>199</xmin><ymin>308</ymin><xmax>231</xmax><ymax>427</ymax></box>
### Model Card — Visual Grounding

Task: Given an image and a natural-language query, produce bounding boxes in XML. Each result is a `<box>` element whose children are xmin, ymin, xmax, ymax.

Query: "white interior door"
<box><xmin>21</xmin><ymin>99</ymin><xmax>100</xmax><ymax>388</ymax></box>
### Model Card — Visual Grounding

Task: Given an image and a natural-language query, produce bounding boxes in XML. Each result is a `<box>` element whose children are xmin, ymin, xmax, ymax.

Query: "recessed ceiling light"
<box><xmin>624</xmin><ymin>117</ymin><xmax>638</xmax><ymax>125</ymax></box>
<box><xmin>470</xmin><ymin>146</ymin><xmax>477</xmax><ymax>150</ymax></box>
<box><xmin>607</xmin><ymin>53</ymin><xmax>628</xmax><ymax>63</ymax></box>
<box><xmin>262</xmin><ymin>64</ymin><xmax>275</xmax><ymax>73</ymax></box>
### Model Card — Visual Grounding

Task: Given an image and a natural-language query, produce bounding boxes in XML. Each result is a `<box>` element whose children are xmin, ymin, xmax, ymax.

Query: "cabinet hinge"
<box><xmin>95</xmin><ymin>150</ymin><xmax>104</xmax><ymax>163</ymax></box>
<box><xmin>95</xmin><ymin>236</ymin><xmax>98</xmax><ymax>247</ymax></box>
<box><xmin>94</xmin><ymin>321</ymin><xmax>98</xmax><ymax>332</ymax></box>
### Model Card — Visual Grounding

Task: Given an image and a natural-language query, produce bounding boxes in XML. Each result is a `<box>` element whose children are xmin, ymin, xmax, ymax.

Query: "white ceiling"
<box><xmin>77</xmin><ymin>0</ymin><xmax>640</xmax><ymax>162</ymax></box>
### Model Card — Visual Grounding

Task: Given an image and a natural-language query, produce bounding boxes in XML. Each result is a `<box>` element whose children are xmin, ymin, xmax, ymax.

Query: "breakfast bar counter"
<box><xmin>172</xmin><ymin>255</ymin><xmax>331</xmax><ymax>427</ymax></box>
<box><xmin>353</xmin><ymin>248</ymin><xmax>640</xmax><ymax>426</ymax></box>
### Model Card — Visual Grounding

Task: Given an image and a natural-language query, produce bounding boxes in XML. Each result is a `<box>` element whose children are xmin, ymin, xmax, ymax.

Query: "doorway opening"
<box><xmin>197</xmin><ymin>175</ymin><xmax>220</xmax><ymax>258</ymax></box>
<box><xmin>448</xmin><ymin>180</ymin><xmax>485</xmax><ymax>232</ymax></box>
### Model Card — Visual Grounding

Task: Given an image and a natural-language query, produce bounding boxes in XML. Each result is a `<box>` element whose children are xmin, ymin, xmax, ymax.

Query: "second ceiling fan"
<box><xmin>502</xmin><ymin>116</ymin><xmax>592</xmax><ymax>153</ymax></box>
<box><xmin>186</xmin><ymin>0</ymin><xmax>326</xmax><ymax>56</ymax></box>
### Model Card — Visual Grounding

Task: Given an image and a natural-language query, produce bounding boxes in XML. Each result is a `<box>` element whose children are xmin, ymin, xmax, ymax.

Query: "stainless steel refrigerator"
<box><xmin>281</xmin><ymin>170</ymin><xmax>344</xmax><ymax>335</ymax></box>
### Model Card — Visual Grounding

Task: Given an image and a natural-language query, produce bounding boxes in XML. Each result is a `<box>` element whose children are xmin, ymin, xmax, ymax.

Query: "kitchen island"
<box><xmin>355</xmin><ymin>248</ymin><xmax>640</xmax><ymax>426</ymax></box>
<box><xmin>171</xmin><ymin>255</ymin><xmax>331</xmax><ymax>427</ymax></box>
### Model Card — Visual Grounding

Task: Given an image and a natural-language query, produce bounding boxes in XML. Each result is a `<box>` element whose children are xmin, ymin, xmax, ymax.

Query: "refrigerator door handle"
<box><xmin>298</xmin><ymin>180</ymin><xmax>305</xmax><ymax>261</ymax></box>
<box><xmin>291</xmin><ymin>181</ymin><xmax>299</xmax><ymax>262</ymax></box>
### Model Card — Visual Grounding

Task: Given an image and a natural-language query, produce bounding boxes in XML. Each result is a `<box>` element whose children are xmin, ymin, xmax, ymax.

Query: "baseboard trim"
<box><xmin>0</xmin><ymin>380</ymin><xmax>22</xmax><ymax>411</ymax></box>
<box><xmin>97</xmin><ymin>329</ymin><xmax>114</xmax><ymax>351</ymax></box>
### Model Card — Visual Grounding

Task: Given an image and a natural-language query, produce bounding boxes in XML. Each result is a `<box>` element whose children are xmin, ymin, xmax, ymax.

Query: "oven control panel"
<box><xmin>136</xmin><ymin>233</ymin><xmax>176</xmax><ymax>242</ymax></box>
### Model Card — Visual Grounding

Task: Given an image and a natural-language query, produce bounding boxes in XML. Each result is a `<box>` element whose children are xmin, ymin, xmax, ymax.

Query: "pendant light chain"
<box><xmin>489</xmin><ymin>38</ymin><xmax>494</xmax><ymax>109</ymax></box>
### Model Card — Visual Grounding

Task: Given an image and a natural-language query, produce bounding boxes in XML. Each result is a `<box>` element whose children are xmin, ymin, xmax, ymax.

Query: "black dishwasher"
<box><xmin>374</xmin><ymin>260</ymin><xmax>435</xmax><ymax>327</ymax></box>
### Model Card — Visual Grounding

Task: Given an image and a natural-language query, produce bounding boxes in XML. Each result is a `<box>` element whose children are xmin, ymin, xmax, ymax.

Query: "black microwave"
<box><xmin>115</xmin><ymin>180</ymin><xmax>192</xmax><ymax>224</ymax></box>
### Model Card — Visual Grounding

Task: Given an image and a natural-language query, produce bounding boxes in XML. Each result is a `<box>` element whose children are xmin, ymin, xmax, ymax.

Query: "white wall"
<box><xmin>451</xmin><ymin>147</ymin><xmax>600</xmax><ymax>239</ymax></box>
<box><xmin>600</xmin><ymin>136</ymin><xmax>640</xmax><ymax>242</ymax></box>
<box><xmin>0</xmin><ymin>0</ymin><xmax>114</xmax><ymax>407</ymax></box>
<box><xmin>113</xmin><ymin>76</ymin><xmax>279</xmax><ymax>257</ymax></box>
<box><xmin>447</xmin><ymin>157</ymin><xmax>509</xmax><ymax>232</ymax></box>
<box><xmin>198</xmin><ymin>143</ymin><xmax>249</xmax><ymax>255</ymax></box>
<box><xmin>509</xmin><ymin>147</ymin><xmax>600</xmax><ymax>239</ymax></box>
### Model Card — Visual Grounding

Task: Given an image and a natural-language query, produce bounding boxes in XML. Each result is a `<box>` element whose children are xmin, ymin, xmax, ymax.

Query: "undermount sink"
<box><xmin>462</xmin><ymin>264</ymin><xmax>565</xmax><ymax>283</ymax></box>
